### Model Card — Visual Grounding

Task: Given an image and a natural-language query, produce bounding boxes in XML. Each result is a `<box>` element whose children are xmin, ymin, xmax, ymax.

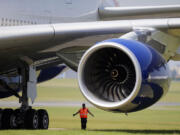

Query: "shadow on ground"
<box><xmin>89</xmin><ymin>129</ymin><xmax>180</xmax><ymax>134</ymax></box>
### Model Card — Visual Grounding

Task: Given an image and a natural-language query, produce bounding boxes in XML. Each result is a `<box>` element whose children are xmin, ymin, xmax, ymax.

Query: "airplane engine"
<box><xmin>78</xmin><ymin>38</ymin><xmax>170</xmax><ymax>113</ymax></box>
<box><xmin>37</xmin><ymin>65</ymin><xmax>67</xmax><ymax>83</ymax></box>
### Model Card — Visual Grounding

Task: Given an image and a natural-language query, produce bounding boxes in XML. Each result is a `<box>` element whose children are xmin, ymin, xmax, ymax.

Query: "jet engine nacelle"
<box><xmin>78</xmin><ymin>38</ymin><xmax>170</xmax><ymax>112</ymax></box>
<box><xmin>37</xmin><ymin>65</ymin><xmax>67</xmax><ymax>83</ymax></box>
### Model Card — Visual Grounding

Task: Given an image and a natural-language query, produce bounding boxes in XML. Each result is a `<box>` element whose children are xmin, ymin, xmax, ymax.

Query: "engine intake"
<box><xmin>78</xmin><ymin>38</ymin><xmax>170</xmax><ymax>112</ymax></box>
<box><xmin>78</xmin><ymin>39</ymin><xmax>142</xmax><ymax>111</ymax></box>
<box><xmin>83</xmin><ymin>47</ymin><xmax>136</xmax><ymax>102</ymax></box>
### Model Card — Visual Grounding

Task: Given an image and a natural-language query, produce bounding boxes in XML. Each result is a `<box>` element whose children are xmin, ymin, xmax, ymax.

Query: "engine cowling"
<box><xmin>37</xmin><ymin>65</ymin><xmax>67</xmax><ymax>83</ymax></box>
<box><xmin>78</xmin><ymin>38</ymin><xmax>170</xmax><ymax>113</ymax></box>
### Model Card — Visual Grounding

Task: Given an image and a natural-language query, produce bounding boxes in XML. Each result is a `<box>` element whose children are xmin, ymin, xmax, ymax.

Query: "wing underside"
<box><xmin>0</xmin><ymin>18</ymin><xmax>180</xmax><ymax>71</ymax></box>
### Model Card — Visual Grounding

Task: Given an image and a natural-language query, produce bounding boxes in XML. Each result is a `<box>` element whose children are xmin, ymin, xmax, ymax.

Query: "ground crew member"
<box><xmin>73</xmin><ymin>103</ymin><xmax>94</xmax><ymax>130</ymax></box>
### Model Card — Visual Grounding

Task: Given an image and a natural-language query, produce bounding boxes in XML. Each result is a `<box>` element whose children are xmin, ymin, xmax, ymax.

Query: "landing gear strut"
<box><xmin>0</xmin><ymin>61</ymin><xmax>49</xmax><ymax>129</ymax></box>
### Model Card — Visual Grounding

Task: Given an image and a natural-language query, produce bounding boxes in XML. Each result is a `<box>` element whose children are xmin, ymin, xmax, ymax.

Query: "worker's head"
<box><xmin>82</xmin><ymin>103</ymin><xmax>86</xmax><ymax>108</ymax></box>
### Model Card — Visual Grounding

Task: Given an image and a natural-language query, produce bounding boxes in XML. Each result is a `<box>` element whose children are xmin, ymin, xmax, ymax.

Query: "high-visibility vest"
<box><xmin>80</xmin><ymin>108</ymin><xmax>88</xmax><ymax>118</ymax></box>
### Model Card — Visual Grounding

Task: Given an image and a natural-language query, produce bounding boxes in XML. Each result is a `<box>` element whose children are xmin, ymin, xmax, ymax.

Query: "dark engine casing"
<box><xmin>37</xmin><ymin>65</ymin><xmax>67</xmax><ymax>83</ymax></box>
<box><xmin>78</xmin><ymin>38</ymin><xmax>170</xmax><ymax>113</ymax></box>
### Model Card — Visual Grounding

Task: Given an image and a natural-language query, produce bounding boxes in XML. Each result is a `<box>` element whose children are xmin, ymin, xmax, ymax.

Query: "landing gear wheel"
<box><xmin>1</xmin><ymin>109</ymin><xmax>14</xmax><ymax>129</ymax></box>
<box><xmin>11</xmin><ymin>109</ymin><xmax>21</xmax><ymax>129</ymax></box>
<box><xmin>38</xmin><ymin>109</ymin><xmax>49</xmax><ymax>129</ymax></box>
<box><xmin>25</xmin><ymin>109</ymin><xmax>39</xmax><ymax>129</ymax></box>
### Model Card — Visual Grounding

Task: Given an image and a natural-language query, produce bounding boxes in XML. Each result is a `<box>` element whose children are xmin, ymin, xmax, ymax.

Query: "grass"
<box><xmin>1</xmin><ymin>130</ymin><xmax>180</xmax><ymax>135</ymax></box>
<box><xmin>47</xmin><ymin>107</ymin><xmax>180</xmax><ymax>130</ymax></box>
<box><xmin>1</xmin><ymin>79</ymin><xmax>180</xmax><ymax>135</ymax></box>
<box><xmin>160</xmin><ymin>81</ymin><xmax>180</xmax><ymax>102</ymax></box>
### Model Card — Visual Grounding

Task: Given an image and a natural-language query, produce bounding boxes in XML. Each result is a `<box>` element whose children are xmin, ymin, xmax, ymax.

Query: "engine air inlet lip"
<box><xmin>78</xmin><ymin>41</ymin><xmax>142</xmax><ymax>110</ymax></box>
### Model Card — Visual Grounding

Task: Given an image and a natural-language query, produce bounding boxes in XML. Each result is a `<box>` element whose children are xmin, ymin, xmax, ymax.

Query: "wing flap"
<box><xmin>52</xmin><ymin>18</ymin><xmax>180</xmax><ymax>44</ymax></box>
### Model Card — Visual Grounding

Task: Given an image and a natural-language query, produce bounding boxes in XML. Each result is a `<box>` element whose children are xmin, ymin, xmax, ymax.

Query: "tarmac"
<box><xmin>0</xmin><ymin>101</ymin><xmax>180</xmax><ymax>110</ymax></box>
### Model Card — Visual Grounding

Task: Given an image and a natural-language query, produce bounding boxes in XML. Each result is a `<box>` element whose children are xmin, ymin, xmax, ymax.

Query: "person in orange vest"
<box><xmin>73</xmin><ymin>103</ymin><xmax>94</xmax><ymax>130</ymax></box>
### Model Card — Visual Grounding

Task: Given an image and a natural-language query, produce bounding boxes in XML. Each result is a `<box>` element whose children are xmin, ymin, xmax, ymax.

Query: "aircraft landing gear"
<box><xmin>0</xmin><ymin>61</ymin><xmax>49</xmax><ymax>129</ymax></box>
<box><xmin>24</xmin><ymin>109</ymin><xmax>49</xmax><ymax>129</ymax></box>
<box><xmin>0</xmin><ymin>108</ymin><xmax>49</xmax><ymax>129</ymax></box>
<box><xmin>37</xmin><ymin>109</ymin><xmax>49</xmax><ymax>129</ymax></box>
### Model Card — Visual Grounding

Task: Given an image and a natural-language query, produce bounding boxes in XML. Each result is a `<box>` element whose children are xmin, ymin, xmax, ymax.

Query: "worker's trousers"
<box><xmin>81</xmin><ymin>118</ymin><xmax>87</xmax><ymax>130</ymax></box>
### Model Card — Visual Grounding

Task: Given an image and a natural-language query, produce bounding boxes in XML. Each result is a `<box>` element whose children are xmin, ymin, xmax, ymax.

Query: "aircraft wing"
<box><xmin>99</xmin><ymin>5</ymin><xmax>180</xmax><ymax>18</ymax></box>
<box><xmin>0</xmin><ymin>18</ymin><xmax>180</xmax><ymax>71</ymax></box>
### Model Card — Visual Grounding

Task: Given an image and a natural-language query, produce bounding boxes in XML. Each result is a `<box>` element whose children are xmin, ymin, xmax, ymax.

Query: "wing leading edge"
<box><xmin>1</xmin><ymin>18</ymin><xmax>180</xmax><ymax>47</ymax></box>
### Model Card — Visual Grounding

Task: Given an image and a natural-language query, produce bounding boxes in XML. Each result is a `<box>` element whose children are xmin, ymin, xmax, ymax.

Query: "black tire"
<box><xmin>1</xmin><ymin>109</ymin><xmax>14</xmax><ymax>129</ymax></box>
<box><xmin>25</xmin><ymin>109</ymin><xmax>39</xmax><ymax>129</ymax></box>
<box><xmin>38</xmin><ymin>109</ymin><xmax>49</xmax><ymax>129</ymax></box>
<box><xmin>11</xmin><ymin>109</ymin><xmax>21</xmax><ymax>129</ymax></box>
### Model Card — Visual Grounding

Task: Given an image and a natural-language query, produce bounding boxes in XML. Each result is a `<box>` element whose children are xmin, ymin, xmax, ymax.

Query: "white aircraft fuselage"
<box><xmin>1</xmin><ymin>0</ymin><xmax>180</xmax><ymax>26</ymax></box>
